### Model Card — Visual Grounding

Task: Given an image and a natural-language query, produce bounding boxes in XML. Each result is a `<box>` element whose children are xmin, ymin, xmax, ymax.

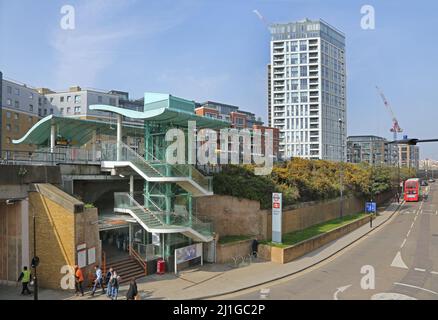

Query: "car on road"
<box><xmin>428</xmin><ymin>178</ymin><xmax>435</xmax><ymax>183</ymax></box>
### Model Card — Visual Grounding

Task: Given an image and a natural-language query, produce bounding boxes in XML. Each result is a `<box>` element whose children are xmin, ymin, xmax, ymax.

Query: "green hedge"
<box><xmin>212</xmin><ymin>159</ymin><xmax>415</xmax><ymax>209</ymax></box>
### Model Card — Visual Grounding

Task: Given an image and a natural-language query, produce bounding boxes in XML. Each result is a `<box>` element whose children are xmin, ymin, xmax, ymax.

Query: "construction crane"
<box><xmin>253</xmin><ymin>9</ymin><xmax>271</xmax><ymax>30</ymax></box>
<box><xmin>376</xmin><ymin>86</ymin><xmax>403</xmax><ymax>141</ymax></box>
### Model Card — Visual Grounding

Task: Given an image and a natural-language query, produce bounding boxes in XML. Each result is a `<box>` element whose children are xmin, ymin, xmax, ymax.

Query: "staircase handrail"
<box><xmin>128</xmin><ymin>244</ymin><xmax>147</xmax><ymax>276</ymax></box>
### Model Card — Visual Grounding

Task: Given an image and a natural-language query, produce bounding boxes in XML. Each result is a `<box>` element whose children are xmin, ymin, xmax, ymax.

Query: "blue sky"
<box><xmin>1</xmin><ymin>0</ymin><xmax>438</xmax><ymax>159</ymax></box>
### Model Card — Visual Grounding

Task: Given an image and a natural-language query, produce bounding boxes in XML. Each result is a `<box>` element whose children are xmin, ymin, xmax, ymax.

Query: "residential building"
<box><xmin>397</xmin><ymin>143</ymin><xmax>420</xmax><ymax>170</ymax></box>
<box><xmin>41</xmin><ymin>86</ymin><xmax>120</xmax><ymax>121</ymax></box>
<box><xmin>1</xmin><ymin>77</ymin><xmax>42</xmax><ymax>156</ymax></box>
<box><xmin>195</xmin><ymin>101</ymin><xmax>280</xmax><ymax>159</ymax></box>
<box><xmin>347</xmin><ymin>135</ymin><xmax>392</xmax><ymax>165</ymax></box>
<box><xmin>269</xmin><ymin>19</ymin><xmax>347</xmax><ymax>161</ymax></box>
<box><xmin>267</xmin><ymin>64</ymin><xmax>272</xmax><ymax>128</ymax></box>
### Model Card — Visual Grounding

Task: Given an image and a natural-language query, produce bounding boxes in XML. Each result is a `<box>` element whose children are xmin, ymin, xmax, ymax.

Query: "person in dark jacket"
<box><xmin>126</xmin><ymin>278</ymin><xmax>138</xmax><ymax>300</ymax></box>
<box><xmin>105</xmin><ymin>268</ymin><xmax>113</xmax><ymax>297</ymax></box>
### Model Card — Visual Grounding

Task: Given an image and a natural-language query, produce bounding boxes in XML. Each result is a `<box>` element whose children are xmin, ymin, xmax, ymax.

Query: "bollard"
<box><xmin>370</xmin><ymin>214</ymin><xmax>373</xmax><ymax>228</ymax></box>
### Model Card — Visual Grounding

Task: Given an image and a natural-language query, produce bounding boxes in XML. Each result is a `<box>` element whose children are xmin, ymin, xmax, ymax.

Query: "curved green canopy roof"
<box><xmin>89</xmin><ymin>92</ymin><xmax>230</xmax><ymax>129</ymax></box>
<box><xmin>13</xmin><ymin>115</ymin><xmax>144</xmax><ymax>146</ymax></box>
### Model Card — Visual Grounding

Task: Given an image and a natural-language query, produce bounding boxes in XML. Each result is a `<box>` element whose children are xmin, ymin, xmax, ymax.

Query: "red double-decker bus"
<box><xmin>404</xmin><ymin>178</ymin><xmax>421</xmax><ymax>202</ymax></box>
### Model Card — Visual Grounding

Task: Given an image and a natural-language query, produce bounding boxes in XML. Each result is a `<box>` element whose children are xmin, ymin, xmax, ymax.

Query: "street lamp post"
<box><xmin>339</xmin><ymin>118</ymin><xmax>344</xmax><ymax>219</ymax></box>
<box><xmin>33</xmin><ymin>214</ymin><xmax>38</xmax><ymax>301</ymax></box>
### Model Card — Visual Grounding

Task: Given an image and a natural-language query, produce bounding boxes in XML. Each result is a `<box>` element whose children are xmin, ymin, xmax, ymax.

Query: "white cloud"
<box><xmin>49</xmin><ymin>0</ymin><xmax>199</xmax><ymax>88</ymax></box>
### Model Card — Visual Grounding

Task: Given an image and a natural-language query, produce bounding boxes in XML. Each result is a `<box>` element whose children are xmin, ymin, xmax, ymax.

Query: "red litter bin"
<box><xmin>157</xmin><ymin>259</ymin><xmax>165</xmax><ymax>275</ymax></box>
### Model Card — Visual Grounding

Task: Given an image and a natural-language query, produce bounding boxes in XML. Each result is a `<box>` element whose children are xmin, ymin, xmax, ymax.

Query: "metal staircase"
<box><xmin>114</xmin><ymin>192</ymin><xmax>213</xmax><ymax>242</ymax></box>
<box><xmin>101</xmin><ymin>141</ymin><xmax>213</xmax><ymax>197</ymax></box>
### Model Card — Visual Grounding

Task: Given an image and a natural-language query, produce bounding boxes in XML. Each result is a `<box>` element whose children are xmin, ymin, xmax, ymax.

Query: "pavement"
<box><xmin>68</xmin><ymin>197</ymin><xmax>402</xmax><ymax>300</ymax></box>
<box><xmin>234</xmin><ymin>184</ymin><xmax>438</xmax><ymax>300</ymax></box>
<box><xmin>0</xmin><ymin>195</ymin><xmax>404</xmax><ymax>301</ymax></box>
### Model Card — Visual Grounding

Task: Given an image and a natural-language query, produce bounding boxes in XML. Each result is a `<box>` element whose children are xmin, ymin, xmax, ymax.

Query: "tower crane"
<box><xmin>253</xmin><ymin>9</ymin><xmax>271</xmax><ymax>30</ymax></box>
<box><xmin>376</xmin><ymin>86</ymin><xmax>403</xmax><ymax>141</ymax></box>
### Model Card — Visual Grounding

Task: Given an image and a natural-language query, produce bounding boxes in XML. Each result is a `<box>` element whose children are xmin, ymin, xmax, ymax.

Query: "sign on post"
<box><xmin>365</xmin><ymin>202</ymin><xmax>376</xmax><ymax>214</ymax></box>
<box><xmin>272</xmin><ymin>193</ymin><xmax>282</xmax><ymax>243</ymax></box>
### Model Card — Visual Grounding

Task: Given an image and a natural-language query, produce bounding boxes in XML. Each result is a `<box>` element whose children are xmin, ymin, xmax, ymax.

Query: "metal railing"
<box><xmin>128</xmin><ymin>245</ymin><xmax>147</xmax><ymax>276</ymax></box>
<box><xmin>131</xmin><ymin>242</ymin><xmax>160</xmax><ymax>262</ymax></box>
<box><xmin>114</xmin><ymin>192</ymin><xmax>213</xmax><ymax>238</ymax></box>
<box><xmin>102</xmin><ymin>141</ymin><xmax>212</xmax><ymax>192</ymax></box>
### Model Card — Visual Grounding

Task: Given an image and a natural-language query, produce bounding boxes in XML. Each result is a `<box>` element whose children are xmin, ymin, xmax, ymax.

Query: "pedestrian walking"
<box><xmin>17</xmin><ymin>266</ymin><xmax>32</xmax><ymax>295</ymax></box>
<box><xmin>126</xmin><ymin>278</ymin><xmax>138</xmax><ymax>300</ymax></box>
<box><xmin>91</xmin><ymin>265</ymin><xmax>105</xmax><ymax>296</ymax></box>
<box><xmin>110</xmin><ymin>271</ymin><xmax>121</xmax><ymax>300</ymax></box>
<box><xmin>74</xmin><ymin>265</ymin><xmax>84</xmax><ymax>296</ymax></box>
<box><xmin>105</xmin><ymin>268</ymin><xmax>113</xmax><ymax>298</ymax></box>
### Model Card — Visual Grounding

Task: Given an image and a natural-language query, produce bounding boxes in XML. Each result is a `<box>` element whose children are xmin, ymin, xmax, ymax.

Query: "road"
<box><xmin>233</xmin><ymin>184</ymin><xmax>438</xmax><ymax>300</ymax></box>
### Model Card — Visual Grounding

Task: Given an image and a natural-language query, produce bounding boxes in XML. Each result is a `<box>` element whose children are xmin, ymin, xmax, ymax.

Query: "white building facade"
<box><xmin>269</xmin><ymin>19</ymin><xmax>347</xmax><ymax>161</ymax></box>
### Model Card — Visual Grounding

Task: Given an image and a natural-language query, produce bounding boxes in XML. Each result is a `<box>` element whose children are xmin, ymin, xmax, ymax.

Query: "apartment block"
<box><xmin>347</xmin><ymin>135</ymin><xmax>393</xmax><ymax>165</ymax></box>
<box><xmin>269</xmin><ymin>19</ymin><xmax>347</xmax><ymax>161</ymax></box>
<box><xmin>1</xmin><ymin>77</ymin><xmax>42</xmax><ymax>155</ymax></box>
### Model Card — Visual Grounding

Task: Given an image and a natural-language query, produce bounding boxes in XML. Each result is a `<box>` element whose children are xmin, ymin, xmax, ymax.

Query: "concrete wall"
<box><xmin>0</xmin><ymin>165</ymin><xmax>61</xmax><ymax>186</ymax></box>
<box><xmin>259</xmin><ymin>215</ymin><xmax>371</xmax><ymax>264</ymax></box>
<box><xmin>195</xmin><ymin>195</ymin><xmax>267</xmax><ymax>239</ymax></box>
<box><xmin>0</xmin><ymin>201</ymin><xmax>22</xmax><ymax>284</ymax></box>
<box><xmin>75</xmin><ymin>207</ymin><xmax>101</xmax><ymax>285</ymax></box>
<box><xmin>216</xmin><ymin>239</ymin><xmax>254</xmax><ymax>264</ymax></box>
<box><xmin>196</xmin><ymin>191</ymin><xmax>393</xmax><ymax>241</ymax></box>
<box><xmin>267</xmin><ymin>196</ymin><xmax>364</xmax><ymax>239</ymax></box>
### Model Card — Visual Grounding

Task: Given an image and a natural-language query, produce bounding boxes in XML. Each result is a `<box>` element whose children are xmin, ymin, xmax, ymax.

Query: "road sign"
<box><xmin>365</xmin><ymin>202</ymin><xmax>376</xmax><ymax>213</ymax></box>
<box><xmin>272</xmin><ymin>193</ymin><xmax>282</xmax><ymax>243</ymax></box>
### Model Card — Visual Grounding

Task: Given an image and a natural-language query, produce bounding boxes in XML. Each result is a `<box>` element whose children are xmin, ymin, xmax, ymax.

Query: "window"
<box><xmin>14</xmin><ymin>100</ymin><xmax>19</xmax><ymax>108</ymax></box>
<box><xmin>67</xmin><ymin>107</ymin><xmax>71</xmax><ymax>114</ymax></box>
<box><xmin>6</xmin><ymin>137</ymin><xmax>11</xmax><ymax>144</ymax></box>
<box><xmin>38</xmin><ymin>109</ymin><xmax>42</xmax><ymax>116</ymax></box>
<box><xmin>29</xmin><ymin>104</ymin><xmax>33</xmax><ymax>112</ymax></box>
<box><xmin>44</xmin><ymin>109</ymin><xmax>47</xmax><ymax>116</ymax></box>
<box><xmin>98</xmin><ymin>96</ymin><xmax>103</xmax><ymax>103</ymax></box>
<box><xmin>290</xmin><ymin>41</ymin><xmax>298</xmax><ymax>52</ymax></box>
<box><xmin>300</xmin><ymin>92</ymin><xmax>308</xmax><ymax>103</ymax></box>
<box><xmin>291</xmin><ymin>92</ymin><xmax>299</xmax><ymax>103</ymax></box>
<box><xmin>6</xmin><ymin>124</ymin><xmax>11</xmax><ymax>131</ymax></box>
<box><xmin>50</xmin><ymin>97</ymin><xmax>54</xmax><ymax>103</ymax></box>
<box><xmin>67</xmin><ymin>96</ymin><xmax>71</xmax><ymax>102</ymax></box>
<box><xmin>300</xmin><ymin>53</ymin><xmax>307</xmax><ymax>64</ymax></box>
<box><xmin>15</xmin><ymin>88</ymin><xmax>20</xmax><ymax>95</ymax></box>
<box><xmin>50</xmin><ymin>108</ymin><xmax>54</xmax><ymax>114</ymax></box>
<box><xmin>60</xmin><ymin>108</ymin><xmax>64</xmax><ymax>114</ymax></box>
<box><xmin>74</xmin><ymin>95</ymin><xmax>81</xmax><ymax>103</ymax></box>
<box><xmin>7</xmin><ymin>86</ymin><xmax>12</xmax><ymax>94</ymax></box>
<box><xmin>300</xmin><ymin>66</ymin><xmax>308</xmax><ymax>77</ymax></box>
<box><xmin>300</xmin><ymin>79</ymin><xmax>308</xmax><ymax>90</ymax></box>
<box><xmin>109</xmin><ymin>98</ymin><xmax>116</xmax><ymax>106</ymax></box>
<box><xmin>291</xmin><ymin>66</ymin><xmax>298</xmax><ymax>77</ymax></box>
<box><xmin>7</xmin><ymin>98</ymin><xmax>12</xmax><ymax>106</ymax></box>
<box><xmin>29</xmin><ymin>92</ymin><xmax>33</xmax><ymax>99</ymax></box>
<box><xmin>14</xmin><ymin>113</ymin><xmax>19</xmax><ymax>120</ymax></box>
<box><xmin>300</xmin><ymin>40</ymin><xmax>307</xmax><ymax>51</ymax></box>
<box><xmin>74</xmin><ymin>106</ymin><xmax>81</xmax><ymax>114</ymax></box>
<box><xmin>60</xmin><ymin>96</ymin><xmax>65</xmax><ymax>102</ymax></box>
<box><xmin>290</xmin><ymin>54</ymin><xmax>299</xmax><ymax>65</ymax></box>
<box><xmin>290</xmin><ymin>79</ymin><xmax>299</xmax><ymax>91</ymax></box>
